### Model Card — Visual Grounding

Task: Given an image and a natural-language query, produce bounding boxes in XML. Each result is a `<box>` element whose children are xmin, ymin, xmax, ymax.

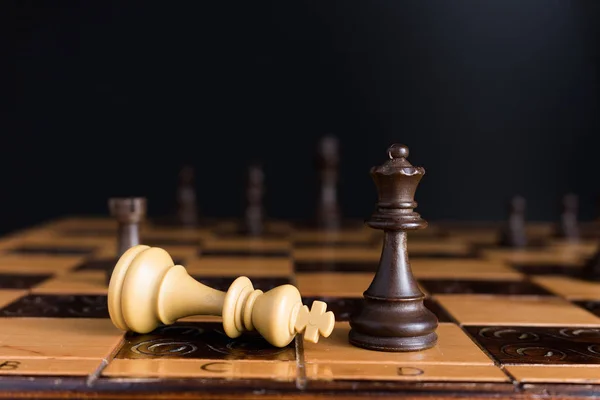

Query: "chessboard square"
<box><xmin>74</xmin><ymin>258</ymin><xmax>115</xmax><ymax>271</ymax></box>
<box><xmin>193</xmin><ymin>276</ymin><xmax>292</xmax><ymax>292</ymax></box>
<box><xmin>292</xmin><ymin>230</ymin><xmax>373</xmax><ymax>244</ymax></box>
<box><xmin>305</xmin><ymin>363</ymin><xmax>509</xmax><ymax>382</ymax></box>
<box><xmin>142</xmin><ymin>237</ymin><xmax>201</xmax><ymax>247</ymax></box>
<box><xmin>575</xmin><ymin>301</ymin><xmax>600</xmax><ymax>318</ymax></box>
<box><xmin>31</xmin><ymin>271</ymin><xmax>107</xmax><ymax>295</ymax></box>
<box><xmin>0</xmin><ymin>318</ymin><xmax>123</xmax><ymax>358</ymax></box>
<box><xmin>45</xmin><ymin>217</ymin><xmax>117</xmax><ymax>231</ymax></box>
<box><xmin>481</xmin><ymin>248</ymin><xmax>581</xmax><ymax>265</ymax></box>
<box><xmin>303</xmin><ymin>322</ymin><xmax>494</xmax><ymax>365</ymax></box>
<box><xmin>115</xmin><ymin>322</ymin><xmax>296</xmax><ymax>361</ymax></box>
<box><xmin>300</xmin><ymin>297</ymin><xmax>453</xmax><ymax>323</ymax></box>
<box><xmin>185</xmin><ymin>257</ymin><xmax>293</xmax><ymax>276</ymax></box>
<box><xmin>103</xmin><ymin>359</ymin><xmax>296</xmax><ymax>381</ymax></box>
<box><xmin>511</xmin><ymin>263</ymin><xmax>583</xmax><ymax>277</ymax></box>
<box><xmin>418</xmin><ymin>279</ymin><xmax>554</xmax><ymax>296</ymax></box>
<box><xmin>202</xmin><ymin>238</ymin><xmax>291</xmax><ymax>252</ymax></box>
<box><xmin>0</xmin><ymin>294</ymin><xmax>108</xmax><ymax>318</ymax></box>
<box><xmin>506</xmin><ymin>365</ymin><xmax>600</xmax><ymax>383</ymax></box>
<box><xmin>292</xmin><ymin>248</ymin><xmax>381</xmax><ymax>263</ymax></box>
<box><xmin>200</xmin><ymin>249</ymin><xmax>290</xmax><ymax>257</ymax></box>
<box><xmin>0</xmin><ymin>273</ymin><xmax>52</xmax><ymax>289</ymax></box>
<box><xmin>142</xmin><ymin>245</ymin><xmax>199</xmax><ymax>258</ymax></box>
<box><xmin>0</xmin><ymin>358</ymin><xmax>102</xmax><ymax>376</ymax></box>
<box><xmin>464</xmin><ymin>326</ymin><xmax>600</xmax><ymax>365</ymax></box>
<box><xmin>531</xmin><ymin>276</ymin><xmax>600</xmax><ymax>300</ymax></box>
<box><xmin>406</xmin><ymin>241</ymin><xmax>473</xmax><ymax>257</ymax></box>
<box><xmin>7</xmin><ymin>244</ymin><xmax>98</xmax><ymax>256</ymax></box>
<box><xmin>411</xmin><ymin>259</ymin><xmax>524</xmax><ymax>280</ymax></box>
<box><xmin>436</xmin><ymin>295</ymin><xmax>600</xmax><ymax>326</ymax></box>
<box><xmin>294</xmin><ymin>261</ymin><xmax>377</xmax><ymax>273</ymax></box>
<box><xmin>0</xmin><ymin>290</ymin><xmax>27</xmax><ymax>309</ymax></box>
<box><xmin>0</xmin><ymin>255</ymin><xmax>85</xmax><ymax>273</ymax></box>
<box><xmin>296</xmin><ymin>273</ymin><xmax>373</xmax><ymax>297</ymax></box>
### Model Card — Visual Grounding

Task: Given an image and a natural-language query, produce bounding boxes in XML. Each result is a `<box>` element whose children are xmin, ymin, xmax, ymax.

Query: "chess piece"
<box><xmin>107</xmin><ymin>245</ymin><xmax>335</xmax><ymax>348</ymax></box>
<box><xmin>349</xmin><ymin>144</ymin><xmax>438</xmax><ymax>352</ymax></box>
<box><xmin>554</xmin><ymin>193</ymin><xmax>580</xmax><ymax>241</ymax></box>
<box><xmin>499</xmin><ymin>196</ymin><xmax>528</xmax><ymax>248</ymax></box>
<box><xmin>177</xmin><ymin>166</ymin><xmax>198</xmax><ymax>227</ymax></box>
<box><xmin>243</xmin><ymin>164</ymin><xmax>265</xmax><ymax>236</ymax></box>
<box><xmin>315</xmin><ymin>135</ymin><xmax>341</xmax><ymax>231</ymax></box>
<box><xmin>106</xmin><ymin>197</ymin><xmax>146</xmax><ymax>284</ymax></box>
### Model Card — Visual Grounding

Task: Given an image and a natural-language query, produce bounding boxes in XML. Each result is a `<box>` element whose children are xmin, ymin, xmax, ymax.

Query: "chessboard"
<box><xmin>0</xmin><ymin>215</ymin><xmax>598</xmax><ymax>399</ymax></box>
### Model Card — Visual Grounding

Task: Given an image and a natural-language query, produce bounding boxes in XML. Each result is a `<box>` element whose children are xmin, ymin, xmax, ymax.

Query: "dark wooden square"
<box><xmin>300</xmin><ymin>296</ymin><xmax>453</xmax><ymax>323</ymax></box>
<box><xmin>574</xmin><ymin>300</ymin><xmax>600</xmax><ymax>318</ymax></box>
<box><xmin>59</xmin><ymin>228</ymin><xmax>115</xmax><ymax>237</ymax></box>
<box><xmin>142</xmin><ymin>238</ymin><xmax>201</xmax><ymax>247</ymax></box>
<box><xmin>76</xmin><ymin>257</ymin><xmax>186</xmax><ymax>271</ymax></box>
<box><xmin>294</xmin><ymin>261</ymin><xmax>377</xmax><ymax>273</ymax></box>
<box><xmin>0</xmin><ymin>294</ymin><xmax>108</xmax><ymax>318</ymax></box>
<box><xmin>8</xmin><ymin>245</ymin><xmax>97</xmax><ymax>256</ymax></box>
<box><xmin>0</xmin><ymin>273</ymin><xmax>52</xmax><ymax>289</ymax></box>
<box><xmin>193</xmin><ymin>276</ymin><xmax>292</xmax><ymax>292</ymax></box>
<box><xmin>464</xmin><ymin>326</ymin><xmax>600</xmax><ymax>365</ymax></box>
<box><xmin>293</xmin><ymin>241</ymin><xmax>375</xmax><ymax>249</ymax></box>
<box><xmin>418</xmin><ymin>279</ymin><xmax>554</xmax><ymax>296</ymax></box>
<box><xmin>200</xmin><ymin>249</ymin><xmax>290</xmax><ymax>258</ymax></box>
<box><xmin>511</xmin><ymin>264</ymin><xmax>583</xmax><ymax>277</ymax></box>
<box><xmin>409</xmin><ymin>251</ymin><xmax>479</xmax><ymax>259</ymax></box>
<box><xmin>115</xmin><ymin>322</ymin><xmax>296</xmax><ymax>361</ymax></box>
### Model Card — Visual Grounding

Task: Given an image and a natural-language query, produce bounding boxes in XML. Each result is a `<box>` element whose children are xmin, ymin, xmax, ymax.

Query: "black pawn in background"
<box><xmin>555</xmin><ymin>193</ymin><xmax>580</xmax><ymax>241</ymax></box>
<box><xmin>349</xmin><ymin>144</ymin><xmax>438</xmax><ymax>352</ymax></box>
<box><xmin>177</xmin><ymin>166</ymin><xmax>199</xmax><ymax>227</ymax></box>
<box><xmin>106</xmin><ymin>197</ymin><xmax>146</xmax><ymax>284</ymax></box>
<box><xmin>499</xmin><ymin>196</ymin><xmax>528</xmax><ymax>248</ymax></box>
<box><xmin>316</xmin><ymin>135</ymin><xmax>341</xmax><ymax>231</ymax></box>
<box><xmin>243</xmin><ymin>164</ymin><xmax>265</xmax><ymax>236</ymax></box>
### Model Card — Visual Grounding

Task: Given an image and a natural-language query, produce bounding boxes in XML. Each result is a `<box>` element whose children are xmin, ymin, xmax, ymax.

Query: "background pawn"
<box><xmin>499</xmin><ymin>196</ymin><xmax>528</xmax><ymax>248</ymax></box>
<box><xmin>106</xmin><ymin>197</ymin><xmax>146</xmax><ymax>284</ymax></box>
<box><xmin>177</xmin><ymin>166</ymin><xmax>199</xmax><ymax>227</ymax></box>
<box><xmin>242</xmin><ymin>164</ymin><xmax>265</xmax><ymax>236</ymax></box>
<box><xmin>554</xmin><ymin>193</ymin><xmax>580</xmax><ymax>241</ymax></box>
<box><xmin>315</xmin><ymin>135</ymin><xmax>341</xmax><ymax>231</ymax></box>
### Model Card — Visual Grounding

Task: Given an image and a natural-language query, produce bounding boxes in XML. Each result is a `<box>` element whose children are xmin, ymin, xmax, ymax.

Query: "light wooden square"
<box><xmin>293</xmin><ymin>230</ymin><xmax>373</xmax><ymax>243</ymax></box>
<box><xmin>293</xmin><ymin>248</ymin><xmax>381</xmax><ymax>262</ymax></box>
<box><xmin>411</xmin><ymin>259</ymin><xmax>523</xmax><ymax>280</ymax></box>
<box><xmin>481</xmin><ymin>248</ymin><xmax>582</xmax><ymax>265</ymax></box>
<box><xmin>296</xmin><ymin>273</ymin><xmax>374</xmax><ymax>297</ymax></box>
<box><xmin>31</xmin><ymin>271</ymin><xmax>107</xmax><ymax>294</ymax></box>
<box><xmin>184</xmin><ymin>257</ymin><xmax>293</xmax><ymax>277</ymax></box>
<box><xmin>531</xmin><ymin>276</ymin><xmax>600</xmax><ymax>300</ymax></box>
<box><xmin>436</xmin><ymin>295</ymin><xmax>600</xmax><ymax>326</ymax></box>
<box><xmin>0</xmin><ymin>255</ymin><xmax>84</xmax><ymax>274</ymax></box>
<box><xmin>0</xmin><ymin>318</ymin><xmax>123</xmax><ymax>359</ymax></box>
<box><xmin>305</xmin><ymin>363</ymin><xmax>509</xmax><ymax>382</ymax></box>
<box><xmin>202</xmin><ymin>238</ymin><xmax>291</xmax><ymax>252</ymax></box>
<box><xmin>0</xmin><ymin>290</ymin><xmax>27</xmax><ymax>308</ymax></box>
<box><xmin>103</xmin><ymin>359</ymin><xmax>295</xmax><ymax>381</ymax></box>
<box><xmin>0</xmin><ymin>359</ymin><xmax>102</xmax><ymax>376</ymax></box>
<box><xmin>303</xmin><ymin>322</ymin><xmax>494</xmax><ymax>365</ymax></box>
<box><xmin>407</xmin><ymin>241</ymin><xmax>471</xmax><ymax>256</ymax></box>
<box><xmin>506</xmin><ymin>365</ymin><xmax>600</xmax><ymax>383</ymax></box>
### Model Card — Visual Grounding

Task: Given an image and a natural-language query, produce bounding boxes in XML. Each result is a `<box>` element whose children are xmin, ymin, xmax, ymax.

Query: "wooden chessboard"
<box><xmin>0</xmin><ymin>216</ymin><xmax>599</xmax><ymax>399</ymax></box>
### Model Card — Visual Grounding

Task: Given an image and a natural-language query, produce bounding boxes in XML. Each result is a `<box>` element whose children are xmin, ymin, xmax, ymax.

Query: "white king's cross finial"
<box><xmin>294</xmin><ymin>301</ymin><xmax>335</xmax><ymax>343</ymax></box>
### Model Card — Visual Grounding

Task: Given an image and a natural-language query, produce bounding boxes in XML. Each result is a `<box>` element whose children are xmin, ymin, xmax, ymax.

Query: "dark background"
<box><xmin>7</xmin><ymin>1</ymin><xmax>600</xmax><ymax>235</ymax></box>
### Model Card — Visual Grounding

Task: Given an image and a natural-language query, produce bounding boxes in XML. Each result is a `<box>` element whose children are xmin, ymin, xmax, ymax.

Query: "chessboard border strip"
<box><xmin>0</xmin><ymin>375</ymin><xmax>598</xmax><ymax>399</ymax></box>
